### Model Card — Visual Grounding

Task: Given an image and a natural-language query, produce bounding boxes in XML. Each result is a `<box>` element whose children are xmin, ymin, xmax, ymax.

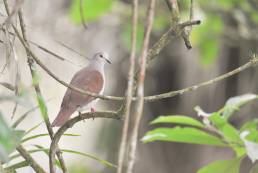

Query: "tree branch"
<box><xmin>127</xmin><ymin>0</ymin><xmax>156</xmax><ymax>173</ymax></box>
<box><xmin>49</xmin><ymin>111</ymin><xmax>120</xmax><ymax>173</ymax></box>
<box><xmin>16</xmin><ymin>9</ymin><xmax>68</xmax><ymax>173</ymax></box>
<box><xmin>16</xmin><ymin>145</ymin><xmax>46</xmax><ymax>173</ymax></box>
<box><xmin>117</xmin><ymin>0</ymin><xmax>138</xmax><ymax>172</ymax></box>
<box><xmin>144</xmin><ymin>55</ymin><xmax>258</xmax><ymax>101</ymax></box>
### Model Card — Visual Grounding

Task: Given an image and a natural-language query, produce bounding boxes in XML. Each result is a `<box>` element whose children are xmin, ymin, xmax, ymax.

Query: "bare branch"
<box><xmin>127</xmin><ymin>0</ymin><xmax>156</xmax><ymax>173</ymax></box>
<box><xmin>49</xmin><ymin>111</ymin><xmax>121</xmax><ymax>173</ymax></box>
<box><xmin>16</xmin><ymin>145</ymin><xmax>46</xmax><ymax>173</ymax></box>
<box><xmin>79</xmin><ymin>0</ymin><xmax>88</xmax><ymax>29</ymax></box>
<box><xmin>144</xmin><ymin>55</ymin><xmax>258</xmax><ymax>101</ymax></box>
<box><xmin>17</xmin><ymin>9</ymin><xmax>68</xmax><ymax>173</ymax></box>
<box><xmin>0</xmin><ymin>82</ymin><xmax>15</xmax><ymax>91</ymax></box>
<box><xmin>117</xmin><ymin>0</ymin><xmax>138</xmax><ymax>172</ymax></box>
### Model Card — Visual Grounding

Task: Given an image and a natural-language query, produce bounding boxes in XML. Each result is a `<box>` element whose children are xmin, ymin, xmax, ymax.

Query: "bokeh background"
<box><xmin>0</xmin><ymin>0</ymin><xmax>258</xmax><ymax>172</ymax></box>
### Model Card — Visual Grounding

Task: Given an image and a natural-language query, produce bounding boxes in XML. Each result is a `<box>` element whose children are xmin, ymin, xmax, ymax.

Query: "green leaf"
<box><xmin>0</xmin><ymin>113</ymin><xmax>24</xmax><ymax>162</ymax></box>
<box><xmin>240</xmin><ymin>119</ymin><xmax>258</xmax><ymax>133</ymax></box>
<box><xmin>4</xmin><ymin>161</ymin><xmax>28</xmax><ymax>171</ymax></box>
<box><xmin>245</xmin><ymin>130</ymin><xmax>258</xmax><ymax>143</ymax></box>
<box><xmin>197</xmin><ymin>157</ymin><xmax>243</xmax><ymax>173</ymax></box>
<box><xmin>61</xmin><ymin>149</ymin><xmax>117</xmax><ymax>168</ymax></box>
<box><xmin>209</xmin><ymin>113</ymin><xmax>240</xmax><ymax>142</ymax></box>
<box><xmin>208</xmin><ymin>113</ymin><xmax>244</xmax><ymax>156</ymax></box>
<box><xmin>36</xmin><ymin>95</ymin><xmax>48</xmax><ymax>120</ymax></box>
<box><xmin>9</xmin><ymin>146</ymin><xmax>117</xmax><ymax>168</ymax></box>
<box><xmin>24</xmin><ymin>122</ymin><xmax>44</xmax><ymax>136</ymax></box>
<box><xmin>222</xmin><ymin>94</ymin><xmax>257</xmax><ymax>119</ymax></box>
<box><xmin>33</xmin><ymin>145</ymin><xmax>61</xmax><ymax>168</ymax></box>
<box><xmin>151</xmin><ymin>115</ymin><xmax>205</xmax><ymax>128</ymax></box>
<box><xmin>12</xmin><ymin>106</ymin><xmax>39</xmax><ymax>128</ymax></box>
<box><xmin>142</xmin><ymin>127</ymin><xmax>227</xmax><ymax>147</ymax></box>
<box><xmin>69</xmin><ymin>0</ymin><xmax>115</xmax><ymax>23</ymax></box>
<box><xmin>21</xmin><ymin>133</ymin><xmax>80</xmax><ymax>143</ymax></box>
<box><xmin>240</xmin><ymin>131</ymin><xmax>258</xmax><ymax>163</ymax></box>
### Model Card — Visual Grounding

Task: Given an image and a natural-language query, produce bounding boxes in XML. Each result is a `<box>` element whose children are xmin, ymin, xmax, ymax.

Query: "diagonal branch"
<box><xmin>126</xmin><ymin>0</ymin><xmax>156</xmax><ymax>173</ymax></box>
<box><xmin>16</xmin><ymin>145</ymin><xmax>46</xmax><ymax>173</ymax></box>
<box><xmin>144</xmin><ymin>55</ymin><xmax>258</xmax><ymax>101</ymax></box>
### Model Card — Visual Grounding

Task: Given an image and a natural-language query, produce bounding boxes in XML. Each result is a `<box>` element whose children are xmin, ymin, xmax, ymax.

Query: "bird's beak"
<box><xmin>104</xmin><ymin>57</ymin><xmax>111</xmax><ymax>64</ymax></box>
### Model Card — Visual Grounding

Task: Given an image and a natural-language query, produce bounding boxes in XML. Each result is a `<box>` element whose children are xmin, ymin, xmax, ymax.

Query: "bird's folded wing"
<box><xmin>61</xmin><ymin>69</ymin><xmax>104</xmax><ymax>108</ymax></box>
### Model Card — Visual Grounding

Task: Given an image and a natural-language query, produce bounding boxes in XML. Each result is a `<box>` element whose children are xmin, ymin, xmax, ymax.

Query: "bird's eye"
<box><xmin>100</xmin><ymin>54</ymin><xmax>103</xmax><ymax>58</ymax></box>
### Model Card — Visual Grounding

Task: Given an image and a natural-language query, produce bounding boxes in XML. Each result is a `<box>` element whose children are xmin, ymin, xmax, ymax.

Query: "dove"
<box><xmin>51</xmin><ymin>52</ymin><xmax>111</xmax><ymax>127</ymax></box>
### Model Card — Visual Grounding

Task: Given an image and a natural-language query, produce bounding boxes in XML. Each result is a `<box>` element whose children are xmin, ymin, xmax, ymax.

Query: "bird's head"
<box><xmin>92</xmin><ymin>52</ymin><xmax>111</xmax><ymax>65</ymax></box>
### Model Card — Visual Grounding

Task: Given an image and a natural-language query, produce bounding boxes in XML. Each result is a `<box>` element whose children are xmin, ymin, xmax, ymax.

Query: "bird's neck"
<box><xmin>88</xmin><ymin>60</ymin><xmax>105</xmax><ymax>74</ymax></box>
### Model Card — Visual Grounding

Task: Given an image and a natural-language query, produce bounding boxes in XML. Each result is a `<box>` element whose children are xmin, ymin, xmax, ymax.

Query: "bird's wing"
<box><xmin>60</xmin><ymin>68</ymin><xmax>104</xmax><ymax>109</ymax></box>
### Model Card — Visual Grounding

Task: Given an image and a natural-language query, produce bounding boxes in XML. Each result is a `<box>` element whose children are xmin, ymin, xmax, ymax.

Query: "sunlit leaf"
<box><xmin>0</xmin><ymin>113</ymin><xmax>24</xmax><ymax>162</ymax></box>
<box><xmin>197</xmin><ymin>157</ymin><xmax>243</xmax><ymax>173</ymax></box>
<box><xmin>208</xmin><ymin>113</ymin><xmax>244</xmax><ymax>156</ymax></box>
<box><xmin>24</xmin><ymin>122</ymin><xmax>44</xmax><ymax>136</ymax></box>
<box><xmin>36</xmin><ymin>95</ymin><xmax>48</xmax><ymax>120</ymax></box>
<box><xmin>62</xmin><ymin>149</ymin><xmax>117</xmax><ymax>168</ymax></box>
<box><xmin>142</xmin><ymin>127</ymin><xmax>227</xmax><ymax>147</ymax></box>
<box><xmin>151</xmin><ymin>115</ymin><xmax>205</xmax><ymax>128</ymax></box>
<box><xmin>222</xmin><ymin>93</ymin><xmax>257</xmax><ymax>119</ymax></box>
<box><xmin>12</xmin><ymin>106</ymin><xmax>39</xmax><ymax>128</ymax></box>
<box><xmin>240</xmin><ymin>131</ymin><xmax>258</xmax><ymax>163</ymax></box>
<box><xmin>69</xmin><ymin>0</ymin><xmax>115</xmax><ymax>23</ymax></box>
<box><xmin>4</xmin><ymin>161</ymin><xmax>28</xmax><ymax>171</ymax></box>
<box><xmin>21</xmin><ymin>133</ymin><xmax>80</xmax><ymax>143</ymax></box>
<box><xmin>240</xmin><ymin>119</ymin><xmax>258</xmax><ymax>132</ymax></box>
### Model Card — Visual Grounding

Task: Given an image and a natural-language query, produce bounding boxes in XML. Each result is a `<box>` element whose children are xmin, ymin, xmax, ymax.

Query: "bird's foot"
<box><xmin>91</xmin><ymin>107</ymin><xmax>95</xmax><ymax>120</ymax></box>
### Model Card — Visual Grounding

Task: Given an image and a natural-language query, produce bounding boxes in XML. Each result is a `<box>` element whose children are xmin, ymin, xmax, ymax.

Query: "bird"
<box><xmin>51</xmin><ymin>52</ymin><xmax>111</xmax><ymax>127</ymax></box>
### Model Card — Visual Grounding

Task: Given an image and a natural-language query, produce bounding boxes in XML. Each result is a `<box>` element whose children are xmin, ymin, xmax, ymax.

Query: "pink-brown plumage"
<box><xmin>52</xmin><ymin>52</ymin><xmax>110</xmax><ymax>127</ymax></box>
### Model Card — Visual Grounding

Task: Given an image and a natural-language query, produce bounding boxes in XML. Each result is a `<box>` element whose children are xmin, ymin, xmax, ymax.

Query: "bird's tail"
<box><xmin>51</xmin><ymin>107</ymin><xmax>75</xmax><ymax>127</ymax></box>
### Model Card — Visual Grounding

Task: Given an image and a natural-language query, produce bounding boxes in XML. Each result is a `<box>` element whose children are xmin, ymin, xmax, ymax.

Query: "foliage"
<box><xmin>69</xmin><ymin>0</ymin><xmax>115</xmax><ymax>24</ymax></box>
<box><xmin>143</xmin><ymin>93</ymin><xmax>258</xmax><ymax>173</ymax></box>
<box><xmin>0</xmin><ymin>113</ymin><xmax>24</xmax><ymax>162</ymax></box>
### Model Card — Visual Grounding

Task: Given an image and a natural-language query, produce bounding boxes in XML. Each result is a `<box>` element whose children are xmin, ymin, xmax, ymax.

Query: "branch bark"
<box><xmin>117</xmin><ymin>0</ymin><xmax>138</xmax><ymax>172</ymax></box>
<box><xmin>16</xmin><ymin>9</ymin><xmax>68</xmax><ymax>173</ymax></box>
<box><xmin>49</xmin><ymin>111</ymin><xmax>120</xmax><ymax>173</ymax></box>
<box><xmin>126</xmin><ymin>0</ymin><xmax>156</xmax><ymax>173</ymax></box>
<box><xmin>16</xmin><ymin>145</ymin><xmax>46</xmax><ymax>173</ymax></box>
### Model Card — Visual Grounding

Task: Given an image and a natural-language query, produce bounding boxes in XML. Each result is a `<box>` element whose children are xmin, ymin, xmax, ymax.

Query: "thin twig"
<box><xmin>127</xmin><ymin>1</ymin><xmax>156</xmax><ymax>173</ymax></box>
<box><xmin>49</xmin><ymin>111</ymin><xmax>120</xmax><ymax>173</ymax></box>
<box><xmin>0</xmin><ymin>28</ymin><xmax>83</xmax><ymax>67</ymax></box>
<box><xmin>144</xmin><ymin>55</ymin><xmax>258</xmax><ymax>101</ymax></box>
<box><xmin>117</xmin><ymin>0</ymin><xmax>138</xmax><ymax>172</ymax></box>
<box><xmin>79</xmin><ymin>0</ymin><xmax>88</xmax><ymax>29</ymax></box>
<box><xmin>1</xmin><ymin>17</ymin><xmax>200</xmax><ymax>102</ymax></box>
<box><xmin>17</xmin><ymin>9</ymin><xmax>68</xmax><ymax>173</ymax></box>
<box><xmin>0</xmin><ymin>82</ymin><xmax>15</xmax><ymax>91</ymax></box>
<box><xmin>54</xmin><ymin>39</ymin><xmax>90</xmax><ymax>60</ymax></box>
<box><xmin>2</xmin><ymin>2</ymin><xmax>46</xmax><ymax>173</ymax></box>
<box><xmin>16</xmin><ymin>145</ymin><xmax>46</xmax><ymax>173</ymax></box>
<box><xmin>164</xmin><ymin>0</ymin><xmax>193</xmax><ymax>49</ymax></box>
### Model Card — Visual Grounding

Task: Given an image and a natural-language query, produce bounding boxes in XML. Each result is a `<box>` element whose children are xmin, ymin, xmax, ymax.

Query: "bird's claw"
<box><xmin>91</xmin><ymin>107</ymin><xmax>95</xmax><ymax>120</ymax></box>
